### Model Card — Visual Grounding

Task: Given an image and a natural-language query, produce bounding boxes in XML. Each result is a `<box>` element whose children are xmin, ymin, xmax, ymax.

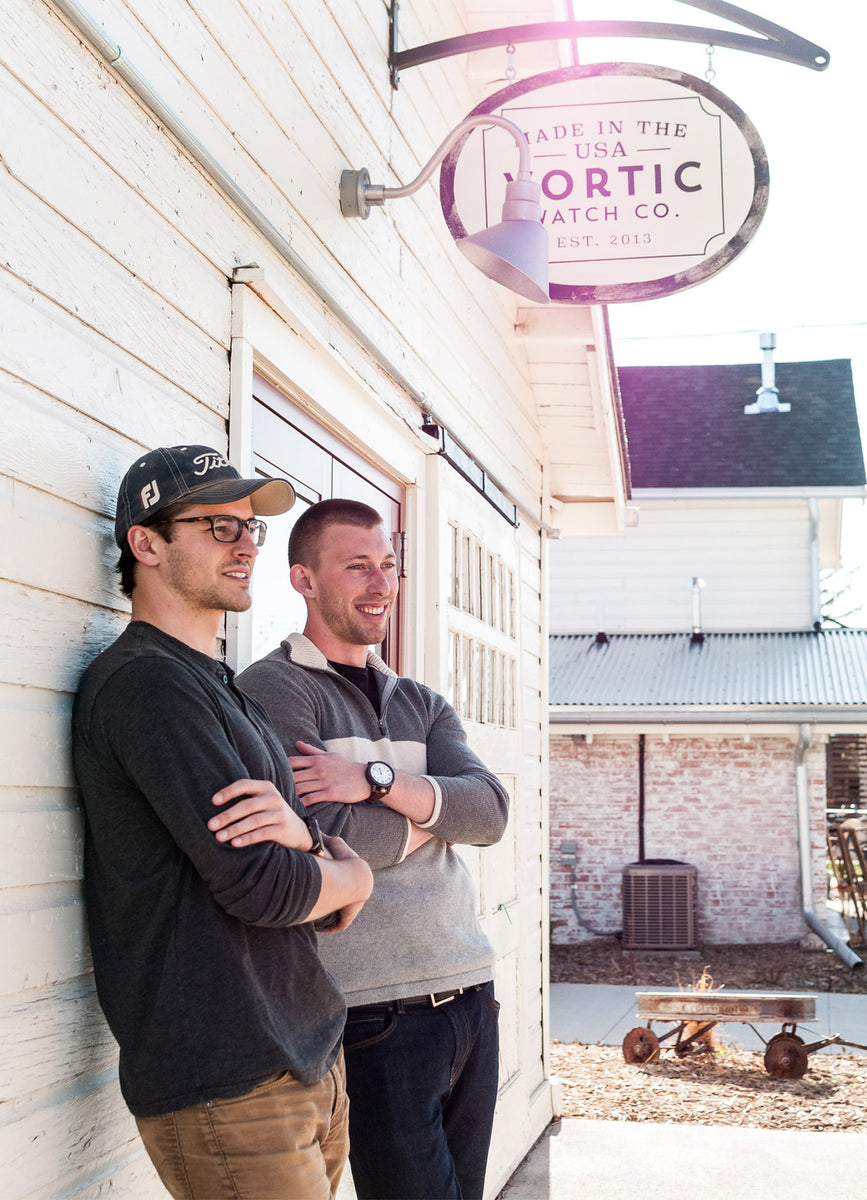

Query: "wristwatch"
<box><xmin>365</xmin><ymin>760</ymin><xmax>395</xmax><ymax>803</ymax></box>
<box><xmin>305</xmin><ymin>816</ymin><xmax>326</xmax><ymax>856</ymax></box>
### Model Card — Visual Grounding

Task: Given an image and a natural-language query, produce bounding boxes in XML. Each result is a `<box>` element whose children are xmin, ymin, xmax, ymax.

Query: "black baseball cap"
<box><xmin>114</xmin><ymin>445</ymin><xmax>295</xmax><ymax>547</ymax></box>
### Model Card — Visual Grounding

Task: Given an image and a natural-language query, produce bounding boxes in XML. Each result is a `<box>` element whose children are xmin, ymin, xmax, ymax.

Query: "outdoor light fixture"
<box><xmin>339</xmin><ymin>114</ymin><xmax>550</xmax><ymax>304</ymax></box>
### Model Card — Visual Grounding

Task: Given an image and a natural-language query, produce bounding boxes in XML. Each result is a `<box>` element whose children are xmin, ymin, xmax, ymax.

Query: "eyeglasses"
<box><xmin>159</xmin><ymin>515</ymin><xmax>268</xmax><ymax>546</ymax></box>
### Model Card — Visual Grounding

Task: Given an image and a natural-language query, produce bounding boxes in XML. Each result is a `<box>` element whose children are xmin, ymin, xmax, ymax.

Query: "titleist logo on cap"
<box><xmin>190</xmin><ymin>451</ymin><xmax>230</xmax><ymax>476</ymax></box>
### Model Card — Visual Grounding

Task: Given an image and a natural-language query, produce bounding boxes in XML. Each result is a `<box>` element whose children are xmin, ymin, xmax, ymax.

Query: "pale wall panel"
<box><xmin>4</xmin><ymin>476</ymin><xmax>128</xmax><ymax>610</ymax></box>
<box><xmin>0</xmin><ymin>582</ymin><xmax>126</xmax><ymax>694</ymax></box>
<box><xmin>550</xmin><ymin>500</ymin><xmax>815</xmax><ymax>632</ymax></box>
<box><xmin>30</xmin><ymin>1152</ymin><xmax>164</xmax><ymax>1200</ymax></box>
<box><xmin>0</xmin><ymin>68</ymin><xmax>228</xmax><ymax>344</ymax></box>
<box><xmin>114</xmin><ymin>0</ymin><xmax>354</xmax><ymax>228</ymax></box>
<box><xmin>8</xmin><ymin>0</ymin><xmax>286</xmax><ymax>289</ymax></box>
<box><xmin>0</xmin><ymin>279</ymin><xmax>227</xmax><ymax>452</ymax></box>
<box><xmin>3</xmin><ymin>174</ymin><xmax>223</xmax><ymax>399</ymax></box>
<box><xmin>0</xmin><ymin>887</ymin><xmax>90</xmax><ymax>996</ymax></box>
<box><xmin>0</xmin><ymin>684</ymin><xmax>75</xmax><ymax>791</ymax></box>
<box><xmin>0</xmin><ymin>810</ymin><xmax>83</xmax><ymax>889</ymax></box>
<box><xmin>0</xmin><ymin>1073</ymin><xmax>157</xmax><ymax>1200</ymax></box>
<box><xmin>0</xmin><ymin>978</ymin><xmax>112</xmax><ymax>1101</ymax></box>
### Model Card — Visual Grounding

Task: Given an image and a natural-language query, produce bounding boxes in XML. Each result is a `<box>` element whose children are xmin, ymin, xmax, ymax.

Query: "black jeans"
<box><xmin>341</xmin><ymin>982</ymin><xmax>500</xmax><ymax>1199</ymax></box>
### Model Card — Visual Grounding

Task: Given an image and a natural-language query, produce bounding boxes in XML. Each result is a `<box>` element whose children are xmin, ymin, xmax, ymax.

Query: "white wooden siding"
<box><xmin>4</xmin><ymin>5</ymin><xmax>234</xmax><ymax>1192</ymax></box>
<box><xmin>421</xmin><ymin>455</ymin><xmax>551</xmax><ymax>1184</ymax></box>
<box><xmin>550</xmin><ymin>498</ymin><xmax>817</xmax><ymax>633</ymax></box>
<box><xmin>2</xmin><ymin>0</ymin><xmax>580</xmax><ymax>1194</ymax></box>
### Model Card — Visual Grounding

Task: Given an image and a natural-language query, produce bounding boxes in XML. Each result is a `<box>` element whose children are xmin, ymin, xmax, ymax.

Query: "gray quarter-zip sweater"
<box><xmin>237</xmin><ymin>634</ymin><xmax>509</xmax><ymax>1005</ymax></box>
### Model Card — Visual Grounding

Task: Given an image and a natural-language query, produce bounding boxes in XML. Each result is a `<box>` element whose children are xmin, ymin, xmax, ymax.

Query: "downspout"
<box><xmin>808</xmin><ymin>499</ymin><xmax>821</xmax><ymax>628</ymax></box>
<box><xmin>796</xmin><ymin>724</ymin><xmax>863</xmax><ymax>969</ymax></box>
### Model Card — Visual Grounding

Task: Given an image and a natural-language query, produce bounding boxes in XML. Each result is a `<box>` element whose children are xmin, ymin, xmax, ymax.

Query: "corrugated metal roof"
<box><xmin>550</xmin><ymin>631</ymin><xmax>867</xmax><ymax>709</ymax></box>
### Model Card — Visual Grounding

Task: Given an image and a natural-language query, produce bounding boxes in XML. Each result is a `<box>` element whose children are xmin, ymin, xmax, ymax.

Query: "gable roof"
<box><xmin>618</xmin><ymin>360</ymin><xmax>865</xmax><ymax>489</ymax></box>
<box><xmin>549</xmin><ymin>630</ymin><xmax>867</xmax><ymax>722</ymax></box>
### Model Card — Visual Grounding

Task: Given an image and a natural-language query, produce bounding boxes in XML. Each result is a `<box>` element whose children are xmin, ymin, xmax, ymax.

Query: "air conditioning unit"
<box><xmin>622</xmin><ymin>860</ymin><xmax>698</xmax><ymax>950</ymax></box>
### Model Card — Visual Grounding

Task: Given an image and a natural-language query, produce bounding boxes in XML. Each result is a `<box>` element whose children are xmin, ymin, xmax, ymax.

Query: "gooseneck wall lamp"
<box><xmin>339</xmin><ymin>114</ymin><xmax>550</xmax><ymax>304</ymax></box>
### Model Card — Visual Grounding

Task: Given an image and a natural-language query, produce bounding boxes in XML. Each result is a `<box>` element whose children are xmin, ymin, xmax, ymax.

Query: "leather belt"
<box><xmin>398</xmin><ymin>987</ymin><xmax>466</xmax><ymax>1008</ymax></box>
<box><xmin>351</xmin><ymin>985</ymin><xmax>483</xmax><ymax>1014</ymax></box>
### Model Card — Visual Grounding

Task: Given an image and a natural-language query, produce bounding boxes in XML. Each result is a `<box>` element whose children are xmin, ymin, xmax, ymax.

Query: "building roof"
<box><xmin>549</xmin><ymin>630</ymin><xmax>867</xmax><ymax>721</ymax></box>
<box><xmin>618</xmin><ymin>360</ymin><xmax>865</xmax><ymax>489</ymax></box>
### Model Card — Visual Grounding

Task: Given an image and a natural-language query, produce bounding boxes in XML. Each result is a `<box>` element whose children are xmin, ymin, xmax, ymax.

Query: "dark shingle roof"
<box><xmin>617</xmin><ymin>360</ymin><xmax>865</xmax><ymax>489</ymax></box>
<box><xmin>550</xmin><ymin>631</ymin><xmax>867</xmax><ymax>714</ymax></box>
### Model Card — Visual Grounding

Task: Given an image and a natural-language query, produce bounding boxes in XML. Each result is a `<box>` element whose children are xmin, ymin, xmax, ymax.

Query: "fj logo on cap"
<box><xmin>192</xmin><ymin>452</ymin><xmax>230</xmax><ymax>476</ymax></box>
<box><xmin>141</xmin><ymin>481</ymin><xmax>161</xmax><ymax>509</ymax></box>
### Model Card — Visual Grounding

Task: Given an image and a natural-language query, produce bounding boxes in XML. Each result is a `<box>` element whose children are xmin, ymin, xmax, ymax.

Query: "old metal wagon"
<box><xmin>621</xmin><ymin>990</ymin><xmax>867</xmax><ymax>1078</ymax></box>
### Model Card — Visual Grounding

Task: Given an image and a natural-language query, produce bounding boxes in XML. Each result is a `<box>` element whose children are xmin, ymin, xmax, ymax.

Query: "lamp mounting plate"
<box><xmin>340</xmin><ymin>168</ymin><xmax>372</xmax><ymax>219</ymax></box>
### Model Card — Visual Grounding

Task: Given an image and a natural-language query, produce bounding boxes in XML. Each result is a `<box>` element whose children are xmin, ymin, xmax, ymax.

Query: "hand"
<box><xmin>288</xmin><ymin>741</ymin><xmax>370</xmax><ymax>807</ymax></box>
<box><xmin>312</xmin><ymin>835</ymin><xmax>372</xmax><ymax>933</ymax></box>
<box><xmin>209</xmin><ymin>779</ymin><xmax>312</xmax><ymax>850</ymax></box>
<box><xmin>321</xmin><ymin>898</ymin><xmax>366</xmax><ymax>933</ymax></box>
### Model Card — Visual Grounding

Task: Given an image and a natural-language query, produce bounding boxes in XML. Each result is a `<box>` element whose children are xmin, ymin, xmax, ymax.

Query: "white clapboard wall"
<box><xmin>0</xmin><ymin>1</ymin><xmax>579</xmax><ymax>1196</ymax></box>
<box><xmin>550</xmin><ymin>498</ymin><xmax>819</xmax><ymax>634</ymax></box>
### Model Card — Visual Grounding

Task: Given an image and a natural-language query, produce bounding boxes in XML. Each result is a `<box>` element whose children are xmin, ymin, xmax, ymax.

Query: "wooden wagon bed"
<box><xmin>620</xmin><ymin>989</ymin><xmax>865</xmax><ymax>1078</ymax></box>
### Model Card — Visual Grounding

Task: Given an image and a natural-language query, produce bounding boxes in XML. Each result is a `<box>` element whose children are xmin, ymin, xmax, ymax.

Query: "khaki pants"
<box><xmin>135</xmin><ymin>1053</ymin><xmax>348</xmax><ymax>1200</ymax></box>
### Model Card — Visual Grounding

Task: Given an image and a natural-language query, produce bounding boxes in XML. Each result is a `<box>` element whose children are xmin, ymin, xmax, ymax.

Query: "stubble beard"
<box><xmin>164</xmin><ymin>546</ymin><xmax>253</xmax><ymax>616</ymax></box>
<box><xmin>318</xmin><ymin>591</ymin><xmax>390</xmax><ymax>648</ymax></box>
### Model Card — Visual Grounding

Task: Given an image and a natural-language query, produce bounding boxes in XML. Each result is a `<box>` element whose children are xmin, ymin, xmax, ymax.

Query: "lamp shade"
<box><xmin>456</xmin><ymin>178</ymin><xmax>550</xmax><ymax>304</ymax></box>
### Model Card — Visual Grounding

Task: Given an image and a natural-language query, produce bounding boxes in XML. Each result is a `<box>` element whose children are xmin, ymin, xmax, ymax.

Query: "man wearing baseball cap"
<box><xmin>73</xmin><ymin>445</ymin><xmax>372</xmax><ymax>1200</ymax></box>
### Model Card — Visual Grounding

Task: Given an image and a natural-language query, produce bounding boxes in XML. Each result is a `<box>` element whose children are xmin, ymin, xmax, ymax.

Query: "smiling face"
<box><xmin>293</xmin><ymin>521</ymin><xmax>398</xmax><ymax>664</ymax></box>
<box><xmin>159</xmin><ymin>498</ymin><xmax>260</xmax><ymax>616</ymax></box>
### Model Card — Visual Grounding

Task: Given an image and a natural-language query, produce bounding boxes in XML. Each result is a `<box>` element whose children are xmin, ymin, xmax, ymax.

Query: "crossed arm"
<box><xmin>229</xmin><ymin>662</ymin><xmax>509</xmax><ymax>865</ymax></box>
<box><xmin>288</xmin><ymin>742</ymin><xmax>436</xmax><ymax>852</ymax></box>
<box><xmin>208</xmin><ymin>778</ymin><xmax>372</xmax><ymax>931</ymax></box>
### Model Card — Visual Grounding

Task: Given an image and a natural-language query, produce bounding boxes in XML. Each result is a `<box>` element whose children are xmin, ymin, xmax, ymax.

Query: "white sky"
<box><xmin>572</xmin><ymin>1</ymin><xmax>867</xmax><ymax>622</ymax></box>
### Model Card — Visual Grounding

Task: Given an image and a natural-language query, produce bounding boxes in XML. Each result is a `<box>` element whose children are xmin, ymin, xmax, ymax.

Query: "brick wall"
<box><xmin>550</xmin><ymin>733</ymin><xmax>827</xmax><ymax>946</ymax></box>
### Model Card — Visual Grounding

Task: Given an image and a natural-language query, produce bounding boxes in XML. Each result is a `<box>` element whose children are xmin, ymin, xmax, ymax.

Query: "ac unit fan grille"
<box><xmin>622</xmin><ymin>863</ymin><xmax>697</xmax><ymax>950</ymax></box>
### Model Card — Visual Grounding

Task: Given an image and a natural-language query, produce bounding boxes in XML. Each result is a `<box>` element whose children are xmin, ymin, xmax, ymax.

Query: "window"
<box><xmin>447</xmin><ymin>521</ymin><xmax>517</xmax><ymax>728</ymax></box>
<box><xmin>250</xmin><ymin>378</ymin><xmax>404</xmax><ymax>669</ymax></box>
<box><xmin>827</xmin><ymin>735</ymin><xmax>867</xmax><ymax>816</ymax></box>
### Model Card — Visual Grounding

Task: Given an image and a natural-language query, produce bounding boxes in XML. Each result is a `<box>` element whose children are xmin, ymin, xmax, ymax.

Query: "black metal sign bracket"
<box><xmin>388</xmin><ymin>1</ymin><xmax>829</xmax><ymax>89</ymax></box>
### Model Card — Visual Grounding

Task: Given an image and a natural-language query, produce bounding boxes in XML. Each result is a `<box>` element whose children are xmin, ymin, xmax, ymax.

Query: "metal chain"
<box><xmin>705</xmin><ymin>43</ymin><xmax>716</xmax><ymax>82</ymax></box>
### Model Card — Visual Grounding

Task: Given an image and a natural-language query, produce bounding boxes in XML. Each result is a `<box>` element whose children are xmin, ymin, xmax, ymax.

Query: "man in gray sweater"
<box><xmin>235</xmin><ymin>498</ymin><xmax>509</xmax><ymax>1200</ymax></box>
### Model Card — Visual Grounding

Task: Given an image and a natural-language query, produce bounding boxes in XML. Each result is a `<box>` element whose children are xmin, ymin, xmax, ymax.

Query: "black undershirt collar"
<box><xmin>327</xmin><ymin>659</ymin><xmax>381</xmax><ymax>716</ymax></box>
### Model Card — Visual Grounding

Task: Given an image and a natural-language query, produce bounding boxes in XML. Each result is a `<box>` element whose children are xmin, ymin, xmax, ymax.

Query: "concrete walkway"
<box><xmin>498</xmin><ymin>1118</ymin><xmax>866</xmax><ymax>1199</ymax></box>
<box><xmin>497</xmin><ymin>983</ymin><xmax>867</xmax><ymax>1199</ymax></box>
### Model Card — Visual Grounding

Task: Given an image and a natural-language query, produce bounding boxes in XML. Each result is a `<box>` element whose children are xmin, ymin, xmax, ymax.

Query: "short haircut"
<box><xmin>288</xmin><ymin>498</ymin><xmax>383</xmax><ymax>569</ymax></box>
<box><xmin>115</xmin><ymin>500</ymin><xmax>191</xmax><ymax>599</ymax></box>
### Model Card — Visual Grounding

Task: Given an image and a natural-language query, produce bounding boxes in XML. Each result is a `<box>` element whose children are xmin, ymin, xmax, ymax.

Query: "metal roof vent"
<box><xmin>744</xmin><ymin>332</ymin><xmax>791</xmax><ymax>414</ymax></box>
<box><xmin>690</xmin><ymin>577</ymin><xmax>706</xmax><ymax>644</ymax></box>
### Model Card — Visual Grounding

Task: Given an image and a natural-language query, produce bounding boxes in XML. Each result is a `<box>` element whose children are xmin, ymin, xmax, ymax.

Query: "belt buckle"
<box><xmin>430</xmin><ymin>988</ymin><xmax>462</xmax><ymax>1007</ymax></box>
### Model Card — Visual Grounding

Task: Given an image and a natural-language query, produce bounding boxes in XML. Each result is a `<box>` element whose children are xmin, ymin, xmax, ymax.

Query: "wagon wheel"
<box><xmin>622</xmin><ymin>1027</ymin><xmax>660</xmax><ymax>1064</ymax></box>
<box><xmin>764</xmin><ymin>1034</ymin><xmax>809</xmax><ymax>1079</ymax></box>
<box><xmin>765</xmin><ymin>1031</ymin><xmax>804</xmax><ymax>1052</ymax></box>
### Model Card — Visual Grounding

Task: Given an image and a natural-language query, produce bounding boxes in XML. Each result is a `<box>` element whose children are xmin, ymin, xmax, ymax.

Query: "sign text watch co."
<box><xmin>440</xmin><ymin>63</ymin><xmax>769</xmax><ymax>304</ymax></box>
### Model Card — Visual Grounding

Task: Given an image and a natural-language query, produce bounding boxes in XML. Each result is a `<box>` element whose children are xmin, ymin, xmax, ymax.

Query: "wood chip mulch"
<box><xmin>550</xmin><ymin>938</ymin><xmax>867</xmax><ymax>1133</ymax></box>
<box><xmin>551</xmin><ymin>1043</ymin><xmax>867</xmax><ymax>1133</ymax></box>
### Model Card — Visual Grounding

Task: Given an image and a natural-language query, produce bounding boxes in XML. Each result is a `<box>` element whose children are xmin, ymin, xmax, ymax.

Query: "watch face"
<box><xmin>368</xmin><ymin>761</ymin><xmax>395</xmax><ymax>786</ymax></box>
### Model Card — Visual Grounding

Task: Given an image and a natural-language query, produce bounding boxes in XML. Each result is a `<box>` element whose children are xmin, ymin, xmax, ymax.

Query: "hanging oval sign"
<box><xmin>439</xmin><ymin>62</ymin><xmax>769</xmax><ymax>304</ymax></box>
